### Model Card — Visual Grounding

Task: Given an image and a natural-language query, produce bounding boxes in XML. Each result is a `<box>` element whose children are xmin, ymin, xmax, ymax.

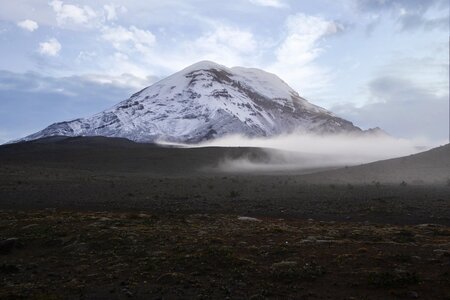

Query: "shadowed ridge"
<box><xmin>302</xmin><ymin>143</ymin><xmax>450</xmax><ymax>184</ymax></box>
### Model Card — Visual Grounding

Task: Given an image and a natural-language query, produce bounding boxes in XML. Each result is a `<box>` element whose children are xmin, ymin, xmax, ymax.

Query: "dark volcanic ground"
<box><xmin>0</xmin><ymin>137</ymin><xmax>449</xmax><ymax>299</ymax></box>
<box><xmin>0</xmin><ymin>137</ymin><xmax>449</xmax><ymax>225</ymax></box>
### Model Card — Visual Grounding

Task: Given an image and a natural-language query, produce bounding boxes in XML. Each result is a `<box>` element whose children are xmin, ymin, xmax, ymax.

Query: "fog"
<box><xmin>165</xmin><ymin>133</ymin><xmax>439</xmax><ymax>173</ymax></box>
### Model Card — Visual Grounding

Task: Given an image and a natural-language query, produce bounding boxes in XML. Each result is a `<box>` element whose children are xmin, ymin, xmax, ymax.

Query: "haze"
<box><xmin>159</xmin><ymin>132</ymin><xmax>439</xmax><ymax>172</ymax></box>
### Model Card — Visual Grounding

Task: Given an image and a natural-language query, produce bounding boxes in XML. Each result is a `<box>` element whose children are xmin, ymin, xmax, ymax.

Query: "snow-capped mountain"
<box><xmin>17</xmin><ymin>61</ymin><xmax>375</xmax><ymax>143</ymax></box>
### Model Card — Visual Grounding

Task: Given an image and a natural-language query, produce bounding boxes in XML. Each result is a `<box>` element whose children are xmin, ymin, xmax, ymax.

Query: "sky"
<box><xmin>0</xmin><ymin>0</ymin><xmax>448</xmax><ymax>144</ymax></box>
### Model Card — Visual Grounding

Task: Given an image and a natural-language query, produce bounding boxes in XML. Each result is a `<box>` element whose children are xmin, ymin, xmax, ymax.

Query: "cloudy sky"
<box><xmin>0</xmin><ymin>0</ymin><xmax>448</xmax><ymax>144</ymax></box>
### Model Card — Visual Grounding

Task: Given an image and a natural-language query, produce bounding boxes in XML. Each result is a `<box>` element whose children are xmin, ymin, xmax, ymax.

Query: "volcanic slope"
<box><xmin>17</xmin><ymin>61</ymin><xmax>370</xmax><ymax>143</ymax></box>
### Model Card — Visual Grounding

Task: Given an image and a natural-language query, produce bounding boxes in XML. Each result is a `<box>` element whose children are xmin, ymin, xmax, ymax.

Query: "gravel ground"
<box><xmin>0</xmin><ymin>137</ymin><xmax>449</xmax><ymax>299</ymax></box>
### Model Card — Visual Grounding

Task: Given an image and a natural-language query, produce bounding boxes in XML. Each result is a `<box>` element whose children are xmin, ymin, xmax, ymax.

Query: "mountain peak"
<box><xmin>181</xmin><ymin>60</ymin><xmax>227</xmax><ymax>72</ymax></box>
<box><xmin>15</xmin><ymin>62</ymin><xmax>370</xmax><ymax>144</ymax></box>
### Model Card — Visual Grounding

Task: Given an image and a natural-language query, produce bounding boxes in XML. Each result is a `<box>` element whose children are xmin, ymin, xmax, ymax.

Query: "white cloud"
<box><xmin>97</xmin><ymin>22</ymin><xmax>260</xmax><ymax>86</ymax></box>
<box><xmin>333</xmin><ymin>76</ymin><xmax>449</xmax><ymax>141</ymax></box>
<box><xmin>103</xmin><ymin>4</ymin><xmax>127</xmax><ymax>21</ymax></box>
<box><xmin>17</xmin><ymin>19</ymin><xmax>39</xmax><ymax>32</ymax></box>
<box><xmin>49</xmin><ymin>0</ymin><xmax>97</xmax><ymax>26</ymax></box>
<box><xmin>278</xmin><ymin>14</ymin><xmax>341</xmax><ymax>66</ymax></box>
<box><xmin>96</xmin><ymin>15</ymin><xmax>336</xmax><ymax>93</ymax></box>
<box><xmin>190</xmin><ymin>25</ymin><xmax>258</xmax><ymax>65</ymax></box>
<box><xmin>268</xmin><ymin>14</ymin><xmax>343</xmax><ymax>98</ymax></box>
<box><xmin>81</xmin><ymin>72</ymin><xmax>157</xmax><ymax>89</ymax></box>
<box><xmin>191</xmin><ymin>132</ymin><xmax>429</xmax><ymax>171</ymax></box>
<box><xmin>94</xmin><ymin>52</ymin><xmax>157</xmax><ymax>87</ymax></box>
<box><xmin>249</xmin><ymin>0</ymin><xmax>287</xmax><ymax>8</ymax></box>
<box><xmin>103</xmin><ymin>4</ymin><xmax>117</xmax><ymax>21</ymax></box>
<box><xmin>143</xmin><ymin>24</ymin><xmax>260</xmax><ymax>72</ymax></box>
<box><xmin>75</xmin><ymin>51</ymin><xmax>97</xmax><ymax>64</ymax></box>
<box><xmin>101</xmin><ymin>25</ymin><xmax>156</xmax><ymax>53</ymax></box>
<box><xmin>38</xmin><ymin>38</ymin><xmax>61</xmax><ymax>56</ymax></box>
<box><xmin>379</xmin><ymin>53</ymin><xmax>449</xmax><ymax>97</ymax></box>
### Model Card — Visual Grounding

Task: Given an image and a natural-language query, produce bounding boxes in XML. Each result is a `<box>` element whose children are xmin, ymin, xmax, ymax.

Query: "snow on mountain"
<box><xmin>16</xmin><ymin>61</ymin><xmax>373</xmax><ymax>143</ymax></box>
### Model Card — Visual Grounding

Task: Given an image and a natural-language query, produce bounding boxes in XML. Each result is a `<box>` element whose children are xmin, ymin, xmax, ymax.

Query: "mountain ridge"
<box><xmin>15</xmin><ymin>60</ymin><xmax>381</xmax><ymax>144</ymax></box>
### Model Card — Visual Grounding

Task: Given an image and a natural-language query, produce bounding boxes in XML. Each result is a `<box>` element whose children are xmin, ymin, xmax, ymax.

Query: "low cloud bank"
<box><xmin>179</xmin><ymin>133</ymin><xmax>441</xmax><ymax>173</ymax></box>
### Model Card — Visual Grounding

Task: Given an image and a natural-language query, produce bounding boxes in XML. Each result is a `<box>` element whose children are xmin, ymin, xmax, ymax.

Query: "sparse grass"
<box><xmin>0</xmin><ymin>211</ymin><xmax>449</xmax><ymax>298</ymax></box>
<box><xmin>269</xmin><ymin>225</ymin><xmax>287</xmax><ymax>233</ymax></box>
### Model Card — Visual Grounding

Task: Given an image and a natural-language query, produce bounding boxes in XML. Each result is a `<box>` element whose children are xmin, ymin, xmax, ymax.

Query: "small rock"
<box><xmin>433</xmin><ymin>249</ymin><xmax>450</xmax><ymax>254</ymax></box>
<box><xmin>249</xmin><ymin>294</ymin><xmax>265</xmax><ymax>300</ymax></box>
<box><xmin>271</xmin><ymin>261</ymin><xmax>297</xmax><ymax>269</ymax></box>
<box><xmin>149</xmin><ymin>250</ymin><xmax>167</xmax><ymax>257</ymax></box>
<box><xmin>197</xmin><ymin>230</ymin><xmax>207</xmax><ymax>236</ymax></box>
<box><xmin>65</xmin><ymin>242</ymin><xmax>88</xmax><ymax>252</ymax></box>
<box><xmin>237</xmin><ymin>216</ymin><xmax>261</xmax><ymax>222</ymax></box>
<box><xmin>21</xmin><ymin>224</ymin><xmax>39</xmax><ymax>230</ymax></box>
<box><xmin>433</xmin><ymin>249</ymin><xmax>450</xmax><ymax>256</ymax></box>
<box><xmin>122</xmin><ymin>288</ymin><xmax>133</xmax><ymax>297</ymax></box>
<box><xmin>316</xmin><ymin>239</ymin><xmax>335</xmax><ymax>244</ymax></box>
<box><xmin>394</xmin><ymin>268</ymin><xmax>407</xmax><ymax>274</ymax></box>
<box><xmin>417</xmin><ymin>223</ymin><xmax>440</xmax><ymax>228</ymax></box>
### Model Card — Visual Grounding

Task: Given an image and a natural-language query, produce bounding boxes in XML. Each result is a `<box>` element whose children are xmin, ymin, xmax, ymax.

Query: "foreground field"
<box><xmin>1</xmin><ymin>210</ymin><xmax>450</xmax><ymax>299</ymax></box>
<box><xmin>1</xmin><ymin>137</ymin><xmax>449</xmax><ymax>298</ymax></box>
<box><xmin>1</xmin><ymin>169</ymin><xmax>450</xmax><ymax>225</ymax></box>
<box><xmin>1</xmin><ymin>138</ymin><xmax>449</xmax><ymax>225</ymax></box>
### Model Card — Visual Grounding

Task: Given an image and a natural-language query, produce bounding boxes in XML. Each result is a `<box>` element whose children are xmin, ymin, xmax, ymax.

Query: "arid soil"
<box><xmin>1</xmin><ymin>210</ymin><xmax>450</xmax><ymax>299</ymax></box>
<box><xmin>1</xmin><ymin>166</ymin><xmax>449</xmax><ymax>225</ymax></box>
<box><xmin>0</xmin><ymin>137</ymin><xmax>449</xmax><ymax>299</ymax></box>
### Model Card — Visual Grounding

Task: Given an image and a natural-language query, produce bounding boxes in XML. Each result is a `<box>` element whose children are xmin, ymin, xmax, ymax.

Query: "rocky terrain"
<box><xmin>0</xmin><ymin>137</ymin><xmax>449</xmax><ymax>299</ymax></box>
<box><xmin>1</xmin><ymin>210</ymin><xmax>450</xmax><ymax>299</ymax></box>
